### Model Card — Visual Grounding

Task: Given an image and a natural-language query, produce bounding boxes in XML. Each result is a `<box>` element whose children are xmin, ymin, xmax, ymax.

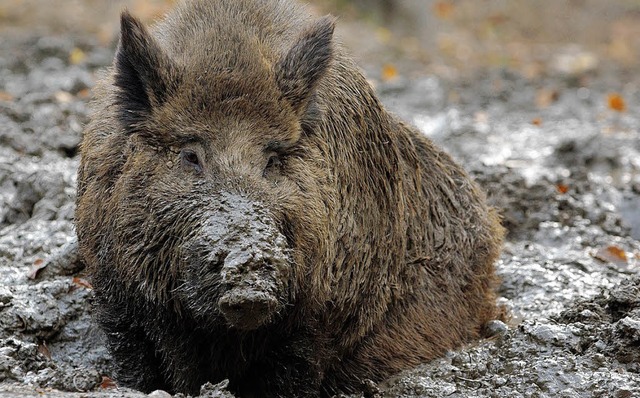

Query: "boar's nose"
<box><xmin>217</xmin><ymin>248</ymin><xmax>287</xmax><ymax>330</ymax></box>
<box><xmin>180</xmin><ymin>193</ymin><xmax>290</xmax><ymax>330</ymax></box>
<box><xmin>197</xmin><ymin>193</ymin><xmax>290</xmax><ymax>330</ymax></box>
<box><xmin>218</xmin><ymin>287</ymin><xmax>280</xmax><ymax>330</ymax></box>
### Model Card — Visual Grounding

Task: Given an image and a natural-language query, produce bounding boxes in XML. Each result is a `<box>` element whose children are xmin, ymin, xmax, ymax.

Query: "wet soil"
<box><xmin>1</xmin><ymin>2</ymin><xmax>640</xmax><ymax>397</ymax></box>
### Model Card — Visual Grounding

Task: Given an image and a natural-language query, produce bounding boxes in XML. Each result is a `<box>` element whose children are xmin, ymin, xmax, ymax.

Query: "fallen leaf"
<box><xmin>72</xmin><ymin>277</ymin><xmax>93</xmax><ymax>290</ymax></box>
<box><xmin>100</xmin><ymin>376</ymin><xmax>117</xmax><ymax>390</ymax></box>
<box><xmin>593</xmin><ymin>245</ymin><xmax>628</xmax><ymax>266</ymax></box>
<box><xmin>536</xmin><ymin>88</ymin><xmax>559</xmax><ymax>108</ymax></box>
<box><xmin>0</xmin><ymin>91</ymin><xmax>13</xmax><ymax>102</ymax></box>
<box><xmin>69</xmin><ymin>47</ymin><xmax>86</xmax><ymax>65</ymax></box>
<box><xmin>76</xmin><ymin>88</ymin><xmax>91</xmax><ymax>99</ymax></box>
<box><xmin>607</xmin><ymin>93</ymin><xmax>626</xmax><ymax>112</ymax></box>
<box><xmin>381</xmin><ymin>64</ymin><xmax>399</xmax><ymax>82</ymax></box>
<box><xmin>433</xmin><ymin>1</ymin><xmax>455</xmax><ymax>19</ymax></box>
<box><xmin>556</xmin><ymin>184</ymin><xmax>569</xmax><ymax>194</ymax></box>
<box><xmin>37</xmin><ymin>342</ymin><xmax>52</xmax><ymax>360</ymax></box>
<box><xmin>531</xmin><ymin>117</ymin><xmax>542</xmax><ymax>126</ymax></box>
<box><xmin>27</xmin><ymin>259</ymin><xmax>48</xmax><ymax>280</ymax></box>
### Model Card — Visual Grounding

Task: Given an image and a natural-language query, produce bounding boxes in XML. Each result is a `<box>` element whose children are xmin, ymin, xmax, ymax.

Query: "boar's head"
<box><xmin>83</xmin><ymin>11</ymin><xmax>337</xmax><ymax>331</ymax></box>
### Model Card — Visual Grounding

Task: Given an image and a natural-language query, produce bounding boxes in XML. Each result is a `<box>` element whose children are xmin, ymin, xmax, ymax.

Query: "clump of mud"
<box><xmin>1</xmin><ymin>26</ymin><xmax>639</xmax><ymax>398</ymax></box>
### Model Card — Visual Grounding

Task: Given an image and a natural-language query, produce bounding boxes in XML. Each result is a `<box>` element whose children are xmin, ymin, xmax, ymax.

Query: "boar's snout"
<box><xmin>216</xmin><ymin>233</ymin><xmax>291</xmax><ymax>330</ymax></box>
<box><xmin>181</xmin><ymin>193</ymin><xmax>292</xmax><ymax>331</ymax></box>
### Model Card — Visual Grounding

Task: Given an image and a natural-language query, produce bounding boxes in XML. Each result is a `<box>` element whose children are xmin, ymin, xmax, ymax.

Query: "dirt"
<box><xmin>1</xmin><ymin>1</ymin><xmax>639</xmax><ymax>397</ymax></box>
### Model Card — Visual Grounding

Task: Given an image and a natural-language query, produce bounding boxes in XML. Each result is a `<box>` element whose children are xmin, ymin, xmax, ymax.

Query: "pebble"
<box><xmin>148</xmin><ymin>390</ymin><xmax>172</xmax><ymax>398</ymax></box>
<box><xmin>485</xmin><ymin>320</ymin><xmax>509</xmax><ymax>337</ymax></box>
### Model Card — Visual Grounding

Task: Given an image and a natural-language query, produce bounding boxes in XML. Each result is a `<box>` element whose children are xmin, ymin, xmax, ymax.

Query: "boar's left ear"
<box><xmin>275</xmin><ymin>16</ymin><xmax>335</xmax><ymax>117</ymax></box>
<box><xmin>114</xmin><ymin>10</ymin><xmax>177</xmax><ymax>131</ymax></box>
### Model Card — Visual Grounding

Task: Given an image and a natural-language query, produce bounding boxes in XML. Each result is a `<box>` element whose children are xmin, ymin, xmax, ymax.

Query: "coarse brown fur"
<box><xmin>75</xmin><ymin>0</ymin><xmax>504</xmax><ymax>396</ymax></box>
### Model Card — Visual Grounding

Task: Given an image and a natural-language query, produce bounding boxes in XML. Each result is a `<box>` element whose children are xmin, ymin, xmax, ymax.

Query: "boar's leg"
<box><xmin>234</xmin><ymin>332</ymin><xmax>327</xmax><ymax>398</ymax></box>
<box><xmin>94</xmin><ymin>291</ymin><xmax>169</xmax><ymax>393</ymax></box>
<box><xmin>149</xmin><ymin>321</ymin><xmax>232</xmax><ymax>395</ymax></box>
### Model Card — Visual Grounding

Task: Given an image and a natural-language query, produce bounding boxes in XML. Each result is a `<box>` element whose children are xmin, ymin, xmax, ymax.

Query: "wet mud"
<box><xmin>1</xmin><ymin>13</ymin><xmax>640</xmax><ymax>398</ymax></box>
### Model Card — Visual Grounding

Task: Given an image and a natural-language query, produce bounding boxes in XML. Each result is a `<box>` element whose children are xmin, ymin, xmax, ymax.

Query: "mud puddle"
<box><xmin>1</xmin><ymin>20</ymin><xmax>639</xmax><ymax>398</ymax></box>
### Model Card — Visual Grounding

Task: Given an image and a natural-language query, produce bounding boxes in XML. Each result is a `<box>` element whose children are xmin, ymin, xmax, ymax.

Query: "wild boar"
<box><xmin>75</xmin><ymin>0</ymin><xmax>504</xmax><ymax>396</ymax></box>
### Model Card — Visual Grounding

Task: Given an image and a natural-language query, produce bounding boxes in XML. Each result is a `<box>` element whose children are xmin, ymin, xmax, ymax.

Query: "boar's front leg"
<box><xmin>236</xmin><ymin>332</ymin><xmax>327</xmax><ymax>398</ymax></box>
<box><xmin>94</xmin><ymin>291</ymin><xmax>169</xmax><ymax>393</ymax></box>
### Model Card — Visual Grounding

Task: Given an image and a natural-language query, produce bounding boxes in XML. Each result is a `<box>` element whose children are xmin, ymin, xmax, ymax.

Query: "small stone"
<box><xmin>71</xmin><ymin>369</ymin><xmax>100</xmax><ymax>392</ymax></box>
<box><xmin>54</xmin><ymin>91</ymin><xmax>74</xmax><ymax>104</ymax></box>
<box><xmin>614</xmin><ymin>317</ymin><xmax>640</xmax><ymax>340</ymax></box>
<box><xmin>591</xmin><ymin>353</ymin><xmax>606</xmax><ymax>366</ymax></box>
<box><xmin>493</xmin><ymin>376</ymin><xmax>507</xmax><ymax>387</ymax></box>
<box><xmin>148</xmin><ymin>390</ymin><xmax>172</xmax><ymax>398</ymax></box>
<box><xmin>579</xmin><ymin>309</ymin><xmax>597</xmax><ymax>318</ymax></box>
<box><xmin>526</xmin><ymin>322</ymin><xmax>578</xmax><ymax>347</ymax></box>
<box><xmin>485</xmin><ymin>320</ymin><xmax>509</xmax><ymax>337</ymax></box>
<box><xmin>199</xmin><ymin>380</ymin><xmax>235</xmax><ymax>398</ymax></box>
<box><xmin>362</xmin><ymin>379</ymin><xmax>380</xmax><ymax>398</ymax></box>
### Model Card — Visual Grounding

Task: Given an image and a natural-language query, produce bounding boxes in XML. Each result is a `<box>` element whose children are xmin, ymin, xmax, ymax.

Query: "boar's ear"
<box><xmin>275</xmin><ymin>16</ymin><xmax>335</xmax><ymax>117</ymax></box>
<box><xmin>114</xmin><ymin>10</ymin><xmax>175</xmax><ymax>131</ymax></box>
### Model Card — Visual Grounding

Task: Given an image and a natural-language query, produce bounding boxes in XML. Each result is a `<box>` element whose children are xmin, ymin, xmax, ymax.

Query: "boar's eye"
<box><xmin>180</xmin><ymin>149</ymin><xmax>203</xmax><ymax>174</ymax></box>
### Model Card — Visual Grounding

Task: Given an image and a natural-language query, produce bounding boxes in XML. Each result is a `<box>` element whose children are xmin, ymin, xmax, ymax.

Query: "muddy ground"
<box><xmin>1</xmin><ymin>1</ymin><xmax>640</xmax><ymax>397</ymax></box>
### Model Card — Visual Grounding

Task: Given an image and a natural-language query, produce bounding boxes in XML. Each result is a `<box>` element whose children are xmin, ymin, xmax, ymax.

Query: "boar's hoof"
<box><xmin>218</xmin><ymin>288</ymin><xmax>279</xmax><ymax>330</ymax></box>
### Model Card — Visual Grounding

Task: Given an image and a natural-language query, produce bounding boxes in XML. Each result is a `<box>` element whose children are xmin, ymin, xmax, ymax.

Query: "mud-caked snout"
<box><xmin>217</xmin><ymin>242</ymin><xmax>290</xmax><ymax>330</ymax></box>
<box><xmin>180</xmin><ymin>193</ymin><xmax>291</xmax><ymax>331</ymax></box>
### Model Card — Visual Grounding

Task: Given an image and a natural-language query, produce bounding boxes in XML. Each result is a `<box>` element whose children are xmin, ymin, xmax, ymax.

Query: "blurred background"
<box><xmin>1</xmin><ymin>0</ymin><xmax>640</xmax><ymax>79</ymax></box>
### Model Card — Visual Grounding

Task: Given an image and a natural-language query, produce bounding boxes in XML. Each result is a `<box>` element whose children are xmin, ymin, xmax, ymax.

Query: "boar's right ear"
<box><xmin>275</xmin><ymin>16</ymin><xmax>335</xmax><ymax>117</ymax></box>
<box><xmin>114</xmin><ymin>10</ymin><xmax>176</xmax><ymax>131</ymax></box>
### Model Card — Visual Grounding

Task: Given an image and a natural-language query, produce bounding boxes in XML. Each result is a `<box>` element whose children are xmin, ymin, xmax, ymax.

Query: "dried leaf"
<box><xmin>72</xmin><ymin>277</ymin><xmax>93</xmax><ymax>290</ymax></box>
<box><xmin>593</xmin><ymin>245</ymin><xmax>628</xmax><ymax>265</ymax></box>
<box><xmin>607</xmin><ymin>93</ymin><xmax>626</xmax><ymax>112</ymax></box>
<box><xmin>381</xmin><ymin>64</ymin><xmax>398</xmax><ymax>82</ymax></box>
<box><xmin>0</xmin><ymin>91</ymin><xmax>13</xmax><ymax>102</ymax></box>
<box><xmin>76</xmin><ymin>88</ymin><xmax>91</xmax><ymax>99</ymax></box>
<box><xmin>100</xmin><ymin>376</ymin><xmax>117</xmax><ymax>390</ymax></box>
<box><xmin>37</xmin><ymin>342</ymin><xmax>52</xmax><ymax>360</ymax></box>
<box><xmin>556</xmin><ymin>184</ymin><xmax>569</xmax><ymax>194</ymax></box>
<box><xmin>536</xmin><ymin>88</ymin><xmax>559</xmax><ymax>109</ymax></box>
<box><xmin>531</xmin><ymin>117</ymin><xmax>542</xmax><ymax>126</ymax></box>
<box><xmin>27</xmin><ymin>259</ymin><xmax>48</xmax><ymax>280</ymax></box>
<box><xmin>433</xmin><ymin>1</ymin><xmax>455</xmax><ymax>19</ymax></box>
<box><xmin>69</xmin><ymin>47</ymin><xmax>86</xmax><ymax>65</ymax></box>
